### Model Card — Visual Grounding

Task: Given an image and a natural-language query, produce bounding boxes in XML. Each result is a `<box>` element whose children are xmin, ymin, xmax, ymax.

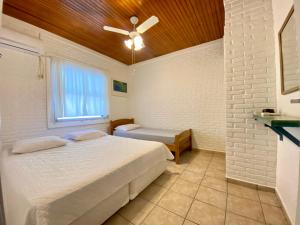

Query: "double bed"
<box><xmin>110</xmin><ymin>118</ymin><xmax>192</xmax><ymax>164</ymax></box>
<box><xmin>1</xmin><ymin>135</ymin><xmax>173</xmax><ymax>225</ymax></box>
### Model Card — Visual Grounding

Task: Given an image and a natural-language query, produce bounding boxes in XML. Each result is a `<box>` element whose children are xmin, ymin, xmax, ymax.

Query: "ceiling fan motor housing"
<box><xmin>129</xmin><ymin>31</ymin><xmax>140</xmax><ymax>39</ymax></box>
<box><xmin>130</xmin><ymin>16</ymin><xmax>139</xmax><ymax>25</ymax></box>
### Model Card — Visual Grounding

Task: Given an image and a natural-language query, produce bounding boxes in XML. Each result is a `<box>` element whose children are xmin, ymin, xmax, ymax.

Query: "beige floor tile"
<box><xmin>192</xmin><ymin>151</ymin><xmax>211</xmax><ymax>159</ymax></box>
<box><xmin>210</xmin><ymin>158</ymin><xmax>226</xmax><ymax>167</ymax></box>
<box><xmin>225</xmin><ymin>212</ymin><xmax>264</xmax><ymax>225</ymax></box>
<box><xmin>167</xmin><ymin>163</ymin><xmax>188</xmax><ymax>174</ymax></box>
<box><xmin>183</xmin><ymin>220</ymin><xmax>198</xmax><ymax>225</ymax></box>
<box><xmin>193</xmin><ymin>155</ymin><xmax>212</xmax><ymax>163</ymax></box>
<box><xmin>103</xmin><ymin>214</ymin><xmax>134</xmax><ymax>225</ymax></box>
<box><xmin>258</xmin><ymin>190</ymin><xmax>280</xmax><ymax>207</ymax></box>
<box><xmin>195</xmin><ymin>186</ymin><xmax>227</xmax><ymax>209</ymax></box>
<box><xmin>228</xmin><ymin>183</ymin><xmax>260</xmax><ymax>201</ymax></box>
<box><xmin>199</xmin><ymin>150</ymin><xmax>214</xmax><ymax>157</ymax></box>
<box><xmin>213</xmin><ymin>152</ymin><xmax>226</xmax><ymax>159</ymax></box>
<box><xmin>154</xmin><ymin>171</ymin><xmax>179</xmax><ymax>188</ymax></box>
<box><xmin>107</xmin><ymin>150</ymin><xmax>291</xmax><ymax>225</ymax></box>
<box><xmin>158</xmin><ymin>190</ymin><xmax>193</xmax><ymax>217</ymax></box>
<box><xmin>209</xmin><ymin>161</ymin><xmax>226</xmax><ymax>171</ymax></box>
<box><xmin>187</xmin><ymin>200</ymin><xmax>225</xmax><ymax>225</ymax></box>
<box><xmin>262</xmin><ymin>204</ymin><xmax>287</xmax><ymax>225</ymax></box>
<box><xmin>211</xmin><ymin>160</ymin><xmax>226</xmax><ymax>168</ymax></box>
<box><xmin>179</xmin><ymin>156</ymin><xmax>191</xmax><ymax>164</ymax></box>
<box><xmin>142</xmin><ymin>206</ymin><xmax>184</xmax><ymax>225</ymax></box>
<box><xmin>186</xmin><ymin>163</ymin><xmax>207</xmax><ymax>175</ymax></box>
<box><xmin>227</xmin><ymin>195</ymin><xmax>264</xmax><ymax>223</ymax></box>
<box><xmin>171</xmin><ymin>178</ymin><xmax>199</xmax><ymax>198</ymax></box>
<box><xmin>190</xmin><ymin>149</ymin><xmax>202</xmax><ymax>155</ymax></box>
<box><xmin>180</xmin><ymin>152</ymin><xmax>196</xmax><ymax>163</ymax></box>
<box><xmin>202</xmin><ymin>176</ymin><xmax>227</xmax><ymax>192</ymax></box>
<box><xmin>211</xmin><ymin>158</ymin><xmax>225</xmax><ymax>163</ymax></box>
<box><xmin>119</xmin><ymin>197</ymin><xmax>155</xmax><ymax>225</ymax></box>
<box><xmin>180</xmin><ymin>170</ymin><xmax>203</xmax><ymax>184</ymax></box>
<box><xmin>191</xmin><ymin>156</ymin><xmax>211</xmax><ymax>165</ymax></box>
<box><xmin>139</xmin><ymin>184</ymin><xmax>168</xmax><ymax>204</ymax></box>
<box><xmin>212</xmin><ymin>153</ymin><xmax>225</xmax><ymax>158</ymax></box>
<box><xmin>205</xmin><ymin>167</ymin><xmax>226</xmax><ymax>180</ymax></box>
<box><xmin>184</xmin><ymin>151</ymin><xmax>201</xmax><ymax>161</ymax></box>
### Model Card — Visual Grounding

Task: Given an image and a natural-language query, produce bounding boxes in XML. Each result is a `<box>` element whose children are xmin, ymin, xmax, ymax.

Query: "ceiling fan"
<box><xmin>103</xmin><ymin>16</ymin><xmax>159</xmax><ymax>51</ymax></box>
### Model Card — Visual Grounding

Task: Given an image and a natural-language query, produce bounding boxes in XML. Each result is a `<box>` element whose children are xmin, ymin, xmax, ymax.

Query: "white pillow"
<box><xmin>65</xmin><ymin>129</ymin><xmax>107</xmax><ymax>141</ymax></box>
<box><xmin>115</xmin><ymin>124</ymin><xmax>141</xmax><ymax>131</ymax></box>
<box><xmin>13</xmin><ymin>136</ymin><xmax>67</xmax><ymax>154</ymax></box>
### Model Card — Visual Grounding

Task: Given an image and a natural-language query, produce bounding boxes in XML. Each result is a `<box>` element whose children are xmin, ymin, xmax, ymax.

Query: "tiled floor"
<box><xmin>103</xmin><ymin>150</ymin><xmax>288</xmax><ymax>225</ymax></box>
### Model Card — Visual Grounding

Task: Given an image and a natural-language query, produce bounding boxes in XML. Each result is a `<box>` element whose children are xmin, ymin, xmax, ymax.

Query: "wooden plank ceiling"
<box><xmin>3</xmin><ymin>0</ymin><xmax>224</xmax><ymax>65</ymax></box>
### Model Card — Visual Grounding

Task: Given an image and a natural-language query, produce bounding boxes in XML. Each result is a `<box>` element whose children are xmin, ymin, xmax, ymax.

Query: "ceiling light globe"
<box><xmin>134</xmin><ymin>36</ymin><xmax>145</xmax><ymax>51</ymax></box>
<box><xmin>124</xmin><ymin>39</ymin><xmax>133</xmax><ymax>49</ymax></box>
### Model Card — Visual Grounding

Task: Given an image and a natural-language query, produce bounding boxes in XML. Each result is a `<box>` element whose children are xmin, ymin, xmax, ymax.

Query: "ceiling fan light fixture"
<box><xmin>124</xmin><ymin>35</ymin><xmax>145</xmax><ymax>51</ymax></box>
<box><xmin>124</xmin><ymin>39</ymin><xmax>133</xmax><ymax>49</ymax></box>
<box><xmin>104</xmin><ymin>15</ymin><xmax>158</xmax><ymax>54</ymax></box>
<box><xmin>133</xmin><ymin>36</ymin><xmax>144</xmax><ymax>51</ymax></box>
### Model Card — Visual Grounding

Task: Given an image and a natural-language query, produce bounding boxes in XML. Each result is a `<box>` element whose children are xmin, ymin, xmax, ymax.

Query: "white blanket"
<box><xmin>114</xmin><ymin>128</ymin><xmax>183</xmax><ymax>144</ymax></box>
<box><xmin>1</xmin><ymin>135</ymin><xmax>173</xmax><ymax>225</ymax></box>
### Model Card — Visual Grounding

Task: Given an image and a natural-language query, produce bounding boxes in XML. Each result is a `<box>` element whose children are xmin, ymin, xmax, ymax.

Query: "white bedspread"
<box><xmin>1</xmin><ymin>135</ymin><xmax>173</xmax><ymax>225</ymax></box>
<box><xmin>114</xmin><ymin>128</ymin><xmax>182</xmax><ymax>144</ymax></box>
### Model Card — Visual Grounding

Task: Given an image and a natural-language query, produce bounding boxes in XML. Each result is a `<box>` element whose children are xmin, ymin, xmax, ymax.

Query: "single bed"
<box><xmin>1</xmin><ymin>135</ymin><xmax>173</xmax><ymax>225</ymax></box>
<box><xmin>110</xmin><ymin>118</ymin><xmax>192</xmax><ymax>164</ymax></box>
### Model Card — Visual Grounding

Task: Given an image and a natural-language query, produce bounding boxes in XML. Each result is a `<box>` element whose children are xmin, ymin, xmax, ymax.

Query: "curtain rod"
<box><xmin>41</xmin><ymin>52</ymin><xmax>110</xmax><ymax>74</ymax></box>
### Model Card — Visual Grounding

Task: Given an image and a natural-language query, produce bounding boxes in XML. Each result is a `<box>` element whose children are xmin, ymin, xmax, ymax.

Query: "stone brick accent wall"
<box><xmin>224</xmin><ymin>0</ymin><xmax>277</xmax><ymax>187</ymax></box>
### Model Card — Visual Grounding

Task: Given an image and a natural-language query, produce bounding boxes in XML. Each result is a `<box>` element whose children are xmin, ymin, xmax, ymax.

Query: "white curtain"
<box><xmin>50</xmin><ymin>58</ymin><xmax>109</xmax><ymax>120</ymax></box>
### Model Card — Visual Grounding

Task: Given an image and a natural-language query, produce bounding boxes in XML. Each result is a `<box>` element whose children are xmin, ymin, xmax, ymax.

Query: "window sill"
<box><xmin>48</xmin><ymin>118</ymin><xmax>109</xmax><ymax>129</ymax></box>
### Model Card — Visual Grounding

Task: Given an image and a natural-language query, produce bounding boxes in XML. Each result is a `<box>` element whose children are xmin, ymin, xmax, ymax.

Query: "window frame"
<box><xmin>46</xmin><ymin>58</ymin><xmax>110</xmax><ymax>128</ymax></box>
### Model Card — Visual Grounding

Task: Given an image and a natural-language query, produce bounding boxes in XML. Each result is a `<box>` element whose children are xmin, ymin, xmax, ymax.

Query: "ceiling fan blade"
<box><xmin>103</xmin><ymin>26</ymin><xmax>129</xmax><ymax>36</ymax></box>
<box><xmin>136</xmin><ymin>16</ymin><xmax>159</xmax><ymax>34</ymax></box>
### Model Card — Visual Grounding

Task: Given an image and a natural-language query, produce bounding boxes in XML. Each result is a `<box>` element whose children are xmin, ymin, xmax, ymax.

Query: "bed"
<box><xmin>109</xmin><ymin>118</ymin><xmax>192</xmax><ymax>164</ymax></box>
<box><xmin>1</xmin><ymin>135</ymin><xmax>173</xmax><ymax>225</ymax></box>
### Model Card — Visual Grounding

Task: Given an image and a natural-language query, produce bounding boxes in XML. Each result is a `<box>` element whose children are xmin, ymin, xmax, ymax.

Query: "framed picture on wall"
<box><xmin>279</xmin><ymin>6</ymin><xmax>300</xmax><ymax>95</ymax></box>
<box><xmin>112</xmin><ymin>79</ymin><xmax>128</xmax><ymax>97</ymax></box>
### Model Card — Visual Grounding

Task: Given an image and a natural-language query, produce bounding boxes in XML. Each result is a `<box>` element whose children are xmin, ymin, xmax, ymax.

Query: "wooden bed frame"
<box><xmin>109</xmin><ymin>118</ymin><xmax>192</xmax><ymax>164</ymax></box>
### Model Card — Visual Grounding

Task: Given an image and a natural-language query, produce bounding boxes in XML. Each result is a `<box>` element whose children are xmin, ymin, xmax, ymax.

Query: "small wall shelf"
<box><xmin>291</xmin><ymin>99</ymin><xmax>300</xmax><ymax>104</ymax></box>
<box><xmin>254</xmin><ymin>115</ymin><xmax>300</xmax><ymax>147</ymax></box>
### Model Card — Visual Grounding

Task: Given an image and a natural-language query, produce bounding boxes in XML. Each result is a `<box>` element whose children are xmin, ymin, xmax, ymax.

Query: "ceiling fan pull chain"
<box><xmin>134</xmin><ymin>50</ymin><xmax>136</xmax><ymax>64</ymax></box>
<box><xmin>131</xmin><ymin>47</ymin><xmax>134</xmax><ymax>65</ymax></box>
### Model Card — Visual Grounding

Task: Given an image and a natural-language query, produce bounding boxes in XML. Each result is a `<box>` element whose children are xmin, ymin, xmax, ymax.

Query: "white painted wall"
<box><xmin>129</xmin><ymin>39</ymin><xmax>225</xmax><ymax>152</ymax></box>
<box><xmin>295</xmin><ymin>1</ymin><xmax>300</xmax><ymax>223</ymax></box>
<box><xmin>0</xmin><ymin>0</ymin><xmax>2</xmax><ymax>26</ymax></box>
<box><xmin>0</xmin><ymin>4</ymin><xmax>4</xmax><ymax>225</ymax></box>
<box><xmin>0</xmin><ymin>15</ymin><xmax>130</xmax><ymax>148</ymax></box>
<box><xmin>272</xmin><ymin>0</ymin><xmax>300</xmax><ymax>224</ymax></box>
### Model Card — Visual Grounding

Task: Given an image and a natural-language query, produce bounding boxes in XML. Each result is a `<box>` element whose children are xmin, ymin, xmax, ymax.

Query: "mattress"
<box><xmin>71</xmin><ymin>160</ymin><xmax>168</xmax><ymax>225</ymax></box>
<box><xmin>1</xmin><ymin>135</ymin><xmax>173</xmax><ymax>225</ymax></box>
<box><xmin>70</xmin><ymin>185</ymin><xmax>129</xmax><ymax>225</ymax></box>
<box><xmin>129</xmin><ymin>160</ymin><xmax>168</xmax><ymax>199</ymax></box>
<box><xmin>114</xmin><ymin>127</ymin><xmax>183</xmax><ymax>144</ymax></box>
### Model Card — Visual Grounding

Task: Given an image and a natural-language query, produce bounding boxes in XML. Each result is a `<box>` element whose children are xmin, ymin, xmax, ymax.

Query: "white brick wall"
<box><xmin>224</xmin><ymin>0</ymin><xmax>277</xmax><ymax>187</ymax></box>
<box><xmin>129</xmin><ymin>40</ymin><xmax>226</xmax><ymax>152</ymax></box>
<box><xmin>0</xmin><ymin>16</ymin><xmax>130</xmax><ymax>148</ymax></box>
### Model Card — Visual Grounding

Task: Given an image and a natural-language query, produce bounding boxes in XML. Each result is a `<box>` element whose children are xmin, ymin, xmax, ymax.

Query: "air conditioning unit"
<box><xmin>0</xmin><ymin>27</ymin><xmax>43</xmax><ymax>55</ymax></box>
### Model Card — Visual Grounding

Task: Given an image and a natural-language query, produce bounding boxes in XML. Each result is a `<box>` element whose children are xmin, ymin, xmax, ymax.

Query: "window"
<box><xmin>48</xmin><ymin>58</ymin><xmax>109</xmax><ymax>127</ymax></box>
